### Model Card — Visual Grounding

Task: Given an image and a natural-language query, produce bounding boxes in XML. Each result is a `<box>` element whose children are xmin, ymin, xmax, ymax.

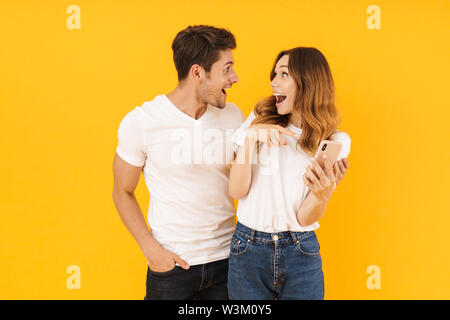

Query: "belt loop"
<box><xmin>249</xmin><ymin>228</ymin><xmax>256</xmax><ymax>244</ymax></box>
<box><xmin>290</xmin><ymin>231</ymin><xmax>299</xmax><ymax>244</ymax></box>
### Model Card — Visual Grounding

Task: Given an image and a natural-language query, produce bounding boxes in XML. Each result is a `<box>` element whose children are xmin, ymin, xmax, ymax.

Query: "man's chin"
<box><xmin>210</xmin><ymin>99</ymin><xmax>226</xmax><ymax>109</ymax></box>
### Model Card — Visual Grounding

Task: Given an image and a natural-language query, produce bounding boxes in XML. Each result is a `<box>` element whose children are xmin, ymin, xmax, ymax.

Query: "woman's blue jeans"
<box><xmin>228</xmin><ymin>221</ymin><xmax>324</xmax><ymax>300</ymax></box>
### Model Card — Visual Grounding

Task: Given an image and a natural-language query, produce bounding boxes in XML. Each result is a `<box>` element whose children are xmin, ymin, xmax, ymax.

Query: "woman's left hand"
<box><xmin>334</xmin><ymin>158</ymin><xmax>349</xmax><ymax>186</ymax></box>
<box><xmin>302</xmin><ymin>155</ymin><xmax>337</xmax><ymax>203</ymax></box>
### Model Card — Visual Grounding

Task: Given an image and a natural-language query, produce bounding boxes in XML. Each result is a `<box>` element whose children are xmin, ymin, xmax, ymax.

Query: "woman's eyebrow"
<box><xmin>274</xmin><ymin>65</ymin><xmax>288</xmax><ymax>72</ymax></box>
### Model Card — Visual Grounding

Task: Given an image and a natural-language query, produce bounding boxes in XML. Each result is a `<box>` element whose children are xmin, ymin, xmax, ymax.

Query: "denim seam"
<box><xmin>147</xmin><ymin>265</ymin><xmax>178</xmax><ymax>276</ymax></box>
<box><xmin>235</xmin><ymin>229</ymin><xmax>314</xmax><ymax>244</ymax></box>
<box><xmin>296</xmin><ymin>244</ymin><xmax>321</xmax><ymax>257</ymax></box>
<box><xmin>295</xmin><ymin>232</ymin><xmax>321</xmax><ymax>256</ymax></box>
<box><xmin>199</xmin><ymin>264</ymin><xmax>207</xmax><ymax>290</ymax></box>
<box><xmin>229</xmin><ymin>236</ymin><xmax>251</xmax><ymax>256</ymax></box>
<box><xmin>273</xmin><ymin>240</ymin><xmax>278</xmax><ymax>291</ymax></box>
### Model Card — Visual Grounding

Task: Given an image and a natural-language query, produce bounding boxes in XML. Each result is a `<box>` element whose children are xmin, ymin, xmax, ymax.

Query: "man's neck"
<box><xmin>166</xmin><ymin>85</ymin><xmax>208</xmax><ymax>120</ymax></box>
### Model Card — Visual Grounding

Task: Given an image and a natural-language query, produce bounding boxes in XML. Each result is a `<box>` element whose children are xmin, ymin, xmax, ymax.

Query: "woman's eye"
<box><xmin>282</xmin><ymin>72</ymin><xmax>288</xmax><ymax>77</ymax></box>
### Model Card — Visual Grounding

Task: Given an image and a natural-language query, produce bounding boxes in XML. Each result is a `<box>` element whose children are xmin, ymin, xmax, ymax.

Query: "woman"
<box><xmin>227</xmin><ymin>47</ymin><xmax>351</xmax><ymax>300</ymax></box>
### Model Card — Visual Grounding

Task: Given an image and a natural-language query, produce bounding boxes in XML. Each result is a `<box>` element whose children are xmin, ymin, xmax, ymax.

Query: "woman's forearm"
<box><xmin>228</xmin><ymin>136</ymin><xmax>258</xmax><ymax>199</ymax></box>
<box><xmin>296</xmin><ymin>191</ymin><xmax>330</xmax><ymax>226</ymax></box>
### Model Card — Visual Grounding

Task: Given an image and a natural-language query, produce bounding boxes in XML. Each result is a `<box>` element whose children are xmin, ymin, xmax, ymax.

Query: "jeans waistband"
<box><xmin>234</xmin><ymin>221</ymin><xmax>315</xmax><ymax>244</ymax></box>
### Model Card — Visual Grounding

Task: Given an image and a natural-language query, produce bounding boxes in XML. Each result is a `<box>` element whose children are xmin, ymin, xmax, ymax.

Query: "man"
<box><xmin>112</xmin><ymin>25</ymin><xmax>242</xmax><ymax>300</ymax></box>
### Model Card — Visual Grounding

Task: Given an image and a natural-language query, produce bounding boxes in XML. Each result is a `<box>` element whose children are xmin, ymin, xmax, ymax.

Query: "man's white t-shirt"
<box><xmin>116</xmin><ymin>94</ymin><xmax>244</xmax><ymax>266</ymax></box>
<box><xmin>229</xmin><ymin>109</ymin><xmax>351</xmax><ymax>233</ymax></box>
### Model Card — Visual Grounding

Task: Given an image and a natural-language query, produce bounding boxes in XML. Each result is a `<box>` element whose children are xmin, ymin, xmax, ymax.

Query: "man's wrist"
<box><xmin>141</xmin><ymin>233</ymin><xmax>163</xmax><ymax>258</ymax></box>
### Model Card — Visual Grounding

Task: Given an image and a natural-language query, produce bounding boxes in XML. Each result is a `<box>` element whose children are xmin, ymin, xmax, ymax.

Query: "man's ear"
<box><xmin>191</xmin><ymin>64</ymin><xmax>203</xmax><ymax>80</ymax></box>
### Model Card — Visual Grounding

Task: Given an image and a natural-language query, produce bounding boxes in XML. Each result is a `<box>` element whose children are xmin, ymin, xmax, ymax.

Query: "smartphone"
<box><xmin>314</xmin><ymin>140</ymin><xmax>342</xmax><ymax>169</ymax></box>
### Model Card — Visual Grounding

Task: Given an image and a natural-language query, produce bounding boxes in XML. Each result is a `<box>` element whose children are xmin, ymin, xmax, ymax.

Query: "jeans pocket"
<box><xmin>296</xmin><ymin>231</ymin><xmax>321</xmax><ymax>256</ymax></box>
<box><xmin>229</xmin><ymin>232</ymin><xmax>250</xmax><ymax>256</ymax></box>
<box><xmin>148</xmin><ymin>265</ymin><xmax>178</xmax><ymax>277</ymax></box>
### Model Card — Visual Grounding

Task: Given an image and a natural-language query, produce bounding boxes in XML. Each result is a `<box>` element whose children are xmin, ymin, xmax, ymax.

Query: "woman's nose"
<box><xmin>271</xmin><ymin>79</ymin><xmax>278</xmax><ymax>90</ymax></box>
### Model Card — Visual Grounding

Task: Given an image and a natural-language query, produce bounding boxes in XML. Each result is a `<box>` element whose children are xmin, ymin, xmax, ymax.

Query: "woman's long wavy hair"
<box><xmin>251</xmin><ymin>47</ymin><xmax>341</xmax><ymax>157</ymax></box>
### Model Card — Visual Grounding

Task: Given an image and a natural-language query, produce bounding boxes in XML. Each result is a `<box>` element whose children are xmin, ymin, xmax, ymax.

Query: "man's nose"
<box><xmin>230</xmin><ymin>70</ymin><xmax>239</xmax><ymax>84</ymax></box>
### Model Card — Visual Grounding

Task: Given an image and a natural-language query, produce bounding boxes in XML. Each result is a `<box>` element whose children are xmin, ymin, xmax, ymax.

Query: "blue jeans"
<box><xmin>228</xmin><ymin>222</ymin><xmax>324</xmax><ymax>300</ymax></box>
<box><xmin>144</xmin><ymin>258</ymin><xmax>229</xmax><ymax>300</ymax></box>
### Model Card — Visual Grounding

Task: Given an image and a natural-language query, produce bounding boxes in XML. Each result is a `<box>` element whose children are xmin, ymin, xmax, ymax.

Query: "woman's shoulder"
<box><xmin>331</xmin><ymin>130</ymin><xmax>351</xmax><ymax>160</ymax></box>
<box><xmin>331</xmin><ymin>130</ymin><xmax>351</xmax><ymax>143</ymax></box>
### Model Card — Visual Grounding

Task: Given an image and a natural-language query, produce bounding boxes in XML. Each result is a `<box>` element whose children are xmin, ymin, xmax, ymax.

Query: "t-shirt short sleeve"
<box><xmin>229</xmin><ymin>108</ymin><xmax>257</xmax><ymax>153</ymax></box>
<box><xmin>302</xmin><ymin>131</ymin><xmax>350</xmax><ymax>201</ymax></box>
<box><xmin>116</xmin><ymin>107</ymin><xmax>147</xmax><ymax>167</ymax></box>
<box><xmin>331</xmin><ymin>131</ymin><xmax>351</xmax><ymax>161</ymax></box>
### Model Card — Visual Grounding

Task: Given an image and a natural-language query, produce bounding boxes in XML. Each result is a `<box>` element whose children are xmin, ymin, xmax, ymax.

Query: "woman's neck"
<box><xmin>288</xmin><ymin>113</ymin><xmax>302</xmax><ymax>128</ymax></box>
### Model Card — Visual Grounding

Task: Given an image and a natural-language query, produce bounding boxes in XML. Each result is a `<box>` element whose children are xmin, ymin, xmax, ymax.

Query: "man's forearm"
<box><xmin>296</xmin><ymin>192</ymin><xmax>329</xmax><ymax>227</ymax></box>
<box><xmin>112</xmin><ymin>190</ymin><xmax>161</xmax><ymax>257</ymax></box>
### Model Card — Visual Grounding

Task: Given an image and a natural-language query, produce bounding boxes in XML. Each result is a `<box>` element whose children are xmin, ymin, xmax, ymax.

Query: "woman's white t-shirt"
<box><xmin>116</xmin><ymin>94</ymin><xmax>244</xmax><ymax>266</ymax></box>
<box><xmin>229</xmin><ymin>109</ymin><xmax>351</xmax><ymax>233</ymax></box>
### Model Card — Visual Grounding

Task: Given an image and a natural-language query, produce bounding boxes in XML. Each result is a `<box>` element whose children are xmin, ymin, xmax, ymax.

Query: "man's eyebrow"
<box><xmin>224</xmin><ymin>61</ymin><xmax>234</xmax><ymax>67</ymax></box>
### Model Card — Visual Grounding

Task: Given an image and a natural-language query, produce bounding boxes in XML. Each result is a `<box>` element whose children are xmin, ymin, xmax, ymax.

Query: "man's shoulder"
<box><xmin>220</xmin><ymin>102</ymin><xmax>244</xmax><ymax>122</ymax></box>
<box><xmin>224</xmin><ymin>101</ymin><xmax>241</xmax><ymax>112</ymax></box>
<box><xmin>140</xmin><ymin>94</ymin><xmax>165</xmax><ymax>113</ymax></box>
<box><xmin>122</xmin><ymin>95</ymin><xmax>168</xmax><ymax>122</ymax></box>
<box><xmin>119</xmin><ymin>95</ymin><xmax>164</xmax><ymax>127</ymax></box>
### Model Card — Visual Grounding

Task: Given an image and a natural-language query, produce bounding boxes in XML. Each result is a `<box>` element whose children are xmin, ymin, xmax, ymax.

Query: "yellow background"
<box><xmin>1</xmin><ymin>0</ymin><xmax>449</xmax><ymax>299</ymax></box>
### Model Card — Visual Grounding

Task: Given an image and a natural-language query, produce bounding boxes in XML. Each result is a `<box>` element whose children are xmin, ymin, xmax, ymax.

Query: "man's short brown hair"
<box><xmin>171</xmin><ymin>25</ymin><xmax>236</xmax><ymax>81</ymax></box>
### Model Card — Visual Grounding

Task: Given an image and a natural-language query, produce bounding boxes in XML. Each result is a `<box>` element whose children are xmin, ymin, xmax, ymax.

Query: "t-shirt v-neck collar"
<box><xmin>161</xmin><ymin>94</ymin><xmax>212</xmax><ymax>122</ymax></box>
